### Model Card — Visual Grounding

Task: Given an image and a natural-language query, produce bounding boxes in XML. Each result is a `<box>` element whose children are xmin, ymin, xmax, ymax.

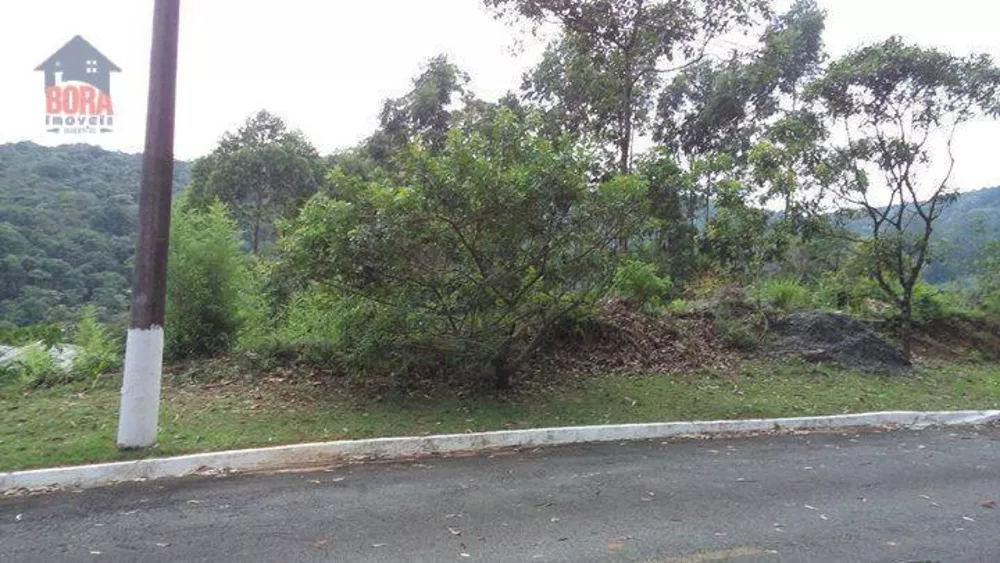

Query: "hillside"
<box><xmin>0</xmin><ymin>142</ymin><xmax>190</xmax><ymax>327</ymax></box>
<box><xmin>923</xmin><ymin>186</ymin><xmax>1000</xmax><ymax>283</ymax></box>
<box><xmin>841</xmin><ymin>186</ymin><xmax>1000</xmax><ymax>284</ymax></box>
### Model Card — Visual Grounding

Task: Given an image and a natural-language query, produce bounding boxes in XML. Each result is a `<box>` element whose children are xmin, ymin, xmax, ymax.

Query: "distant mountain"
<box><xmin>922</xmin><ymin>186</ymin><xmax>1000</xmax><ymax>283</ymax></box>
<box><xmin>0</xmin><ymin>142</ymin><xmax>190</xmax><ymax>327</ymax></box>
<box><xmin>841</xmin><ymin>186</ymin><xmax>1000</xmax><ymax>284</ymax></box>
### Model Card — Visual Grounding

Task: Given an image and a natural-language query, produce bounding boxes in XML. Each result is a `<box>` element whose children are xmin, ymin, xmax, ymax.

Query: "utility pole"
<box><xmin>117</xmin><ymin>0</ymin><xmax>181</xmax><ymax>449</ymax></box>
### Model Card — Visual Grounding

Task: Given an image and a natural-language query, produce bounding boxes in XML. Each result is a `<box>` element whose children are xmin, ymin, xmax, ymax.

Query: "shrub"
<box><xmin>166</xmin><ymin>201</ymin><xmax>249</xmax><ymax>359</ymax></box>
<box><xmin>612</xmin><ymin>259</ymin><xmax>672</xmax><ymax>311</ymax></box>
<box><xmin>70</xmin><ymin>305</ymin><xmax>121</xmax><ymax>380</ymax></box>
<box><xmin>0</xmin><ymin>324</ymin><xmax>63</xmax><ymax>347</ymax></box>
<box><xmin>2</xmin><ymin>343</ymin><xmax>65</xmax><ymax>387</ymax></box>
<box><xmin>974</xmin><ymin>241</ymin><xmax>1000</xmax><ymax>314</ymax></box>
<box><xmin>281</xmin><ymin>111</ymin><xmax>645</xmax><ymax>389</ymax></box>
<box><xmin>911</xmin><ymin>283</ymin><xmax>975</xmax><ymax>323</ymax></box>
<box><xmin>757</xmin><ymin>279</ymin><xmax>811</xmax><ymax>312</ymax></box>
<box><xmin>666</xmin><ymin>298</ymin><xmax>691</xmax><ymax>315</ymax></box>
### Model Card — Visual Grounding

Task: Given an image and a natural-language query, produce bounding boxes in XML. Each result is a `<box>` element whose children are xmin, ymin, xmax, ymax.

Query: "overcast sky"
<box><xmin>1</xmin><ymin>0</ymin><xmax>999</xmax><ymax>191</ymax></box>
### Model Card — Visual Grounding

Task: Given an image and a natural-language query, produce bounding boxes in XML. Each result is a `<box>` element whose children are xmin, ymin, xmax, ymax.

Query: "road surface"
<box><xmin>2</xmin><ymin>425</ymin><xmax>998</xmax><ymax>562</ymax></box>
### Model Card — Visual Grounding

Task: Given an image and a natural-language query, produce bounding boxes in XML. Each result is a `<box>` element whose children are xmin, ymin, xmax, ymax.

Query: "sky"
<box><xmin>1</xmin><ymin>0</ymin><xmax>999</xmax><ymax>191</ymax></box>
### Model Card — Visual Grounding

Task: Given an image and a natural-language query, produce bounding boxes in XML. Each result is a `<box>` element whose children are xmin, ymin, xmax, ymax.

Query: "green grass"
<box><xmin>2</xmin><ymin>359</ymin><xmax>999</xmax><ymax>472</ymax></box>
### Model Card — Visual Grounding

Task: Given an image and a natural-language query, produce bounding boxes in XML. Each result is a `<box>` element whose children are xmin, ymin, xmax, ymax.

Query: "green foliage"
<box><xmin>704</xmin><ymin>182</ymin><xmax>783</xmax><ymax>279</ymax></box>
<box><xmin>666</xmin><ymin>298</ymin><xmax>692</xmax><ymax>315</ymax></box>
<box><xmin>0</xmin><ymin>142</ymin><xmax>189</xmax><ymax>326</ymax></box>
<box><xmin>282</xmin><ymin>110</ymin><xmax>645</xmax><ymax>387</ymax></box>
<box><xmin>910</xmin><ymin>283</ymin><xmax>976</xmax><ymax>323</ymax></box>
<box><xmin>635</xmin><ymin>149</ymin><xmax>700</xmax><ymax>281</ymax></box>
<box><xmin>612</xmin><ymin>259</ymin><xmax>673</xmax><ymax>311</ymax></box>
<box><xmin>486</xmin><ymin>0</ymin><xmax>772</xmax><ymax>173</ymax></box>
<box><xmin>186</xmin><ymin>111</ymin><xmax>326</xmax><ymax>254</ymax></box>
<box><xmin>70</xmin><ymin>305</ymin><xmax>121</xmax><ymax>380</ymax></box>
<box><xmin>975</xmin><ymin>240</ymin><xmax>1000</xmax><ymax>313</ymax></box>
<box><xmin>166</xmin><ymin>201</ymin><xmax>249</xmax><ymax>360</ymax></box>
<box><xmin>814</xmin><ymin>37</ymin><xmax>1000</xmax><ymax>358</ymax></box>
<box><xmin>0</xmin><ymin>343</ymin><xmax>63</xmax><ymax>388</ymax></box>
<box><xmin>366</xmin><ymin>55</ymin><xmax>470</xmax><ymax>163</ymax></box>
<box><xmin>757</xmin><ymin>279</ymin><xmax>812</xmax><ymax>312</ymax></box>
<box><xmin>0</xmin><ymin>324</ymin><xmax>63</xmax><ymax>346</ymax></box>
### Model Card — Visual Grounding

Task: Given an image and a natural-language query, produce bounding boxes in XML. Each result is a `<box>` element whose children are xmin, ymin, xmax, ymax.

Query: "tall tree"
<box><xmin>486</xmin><ymin>0</ymin><xmax>772</xmax><ymax>174</ymax></box>
<box><xmin>365</xmin><ymin>55</ymin><xmax>470</xmax><ymax>165</ymax></box>
<box><xmin>812</xmin><ymin>37</ymin><xmax>1000</xmax><ymax>359</ymax></box>
<box><xmin>656</xmin><ymin>0</ymin><xmax>828</xmax><ymax>224</ymax></box>
<box><xmin>187</xmin><ymin>111</ymin><xmax>325</xmax><ymax>254</ymax></box>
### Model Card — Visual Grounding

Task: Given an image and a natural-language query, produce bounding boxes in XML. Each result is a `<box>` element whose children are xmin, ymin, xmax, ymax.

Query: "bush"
<box><xmin>166</xmin><ymin>201</ymin><xmax>249</xmax><ymax>359</ymax></box>
<box><xmin>70</xmin><ymin>305</ymin><xmax>121</xmax><ymax>380</ymax></box>
<box><xmin>666</xmin><ymin>298</ymin><xmax>691</xmax><ymax>315</ymax></box>
<box><xmin>281</xmin><ymin>111</ymin><xmax>645</xmax><ymax>389</ymax></box>
<box><xmin>757</xmin><ymin>279</ymin><xmax>811</xmax><ymax>312</ymax></box>
<box><xmin>613</xmin><ymin>259</ymin><xmax>672</xmax><ymax>311</ymax></box>
<box><xmin>0</xmin><ymin>324</ymin><xmax>63</xmax><ymax>347</ymax></box>
<box><xmin>1</xmin><ymin>343</ymin><xmax>65</xmax><ymax>387</ymax></box>
<box><xmin>911</xmin><ymin>283</ymin><xmax>975</xmax><ymax>323</ymax></box>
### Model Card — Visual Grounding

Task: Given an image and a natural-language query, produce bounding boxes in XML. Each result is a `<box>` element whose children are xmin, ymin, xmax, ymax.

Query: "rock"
<box><xmin>770</xmin><ymin>312</ymin><xmax>910</xmax><ymax>373</ymax></box>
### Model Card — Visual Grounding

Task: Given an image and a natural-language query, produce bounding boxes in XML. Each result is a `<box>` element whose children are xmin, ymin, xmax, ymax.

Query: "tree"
<box><xmin>485</xmin><ymin>0</ymin><xmax>771</xmax><ymax>174</ymax></box>
<box><xmin>634</xmin><ymin>148</ymin><xmax>699</xmax><ymax>280</ymax></box>
<box><xmin>187</xmin><ymin>111</ymin><xmax>325</xmax><ymax>254</ymax></box>
<box><xmin>282</xmin><ymin>110</ymin><xmax>645</xmax><ymax>389</ymax></box>
<box><xmin>165</xmin><ymin>201</ymin><xmax>249</xmax><ymax>359</ymax></box>
<box><xmin>812</xmin><ymin>37</ymin><xmax>1000</xmax><ymax>359</ymax></box>
<box><xmin>365</xmin><ymin>55</ymin><xmax>471</xmax><ymax>166</ymax></box>
<box><xmin>975</xmin><ymin>240</ymin><xmax>1000</xmax><ymax>312</ymax></box>
<box><xmin>656</xmin><ymin>0</ymin><xmax>829</xmax><ymax>223</ymax></box>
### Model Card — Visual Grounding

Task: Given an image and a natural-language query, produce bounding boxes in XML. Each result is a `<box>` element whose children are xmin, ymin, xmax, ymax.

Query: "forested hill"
<box><xmin>0</xmin><ymin>142</ymin><xmax>190</xmax><ymax>327</ymax></box>
<box><xmin>924</xmin><ymin>186</ymin><xmax>1000</xmax><ymax>283</ymax></box>
<box><xmin>839</xmin><ymin>186</ymin><xmax>1000</xmax><ymax>284</ymax></box>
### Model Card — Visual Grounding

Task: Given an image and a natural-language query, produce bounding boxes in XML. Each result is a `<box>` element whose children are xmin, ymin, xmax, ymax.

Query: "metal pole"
<box><xmin>117</xmin><ymin>0</ymin><xmax>181</xmax><ymax>449</ymax></box>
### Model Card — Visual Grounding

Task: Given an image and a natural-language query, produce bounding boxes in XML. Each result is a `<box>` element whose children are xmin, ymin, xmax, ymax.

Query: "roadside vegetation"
<box><xmin>2</xmin><ymin>0</ymin><xmax>1000</xmax><ymax>471</ymax></box>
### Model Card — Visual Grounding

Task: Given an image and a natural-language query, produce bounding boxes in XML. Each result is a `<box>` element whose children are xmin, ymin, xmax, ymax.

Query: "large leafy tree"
<box><xmin>282</xmin><ymin>110</ymin><xmax>645</xmax><ymax>389</ymax></box>
<box><xmin>365</xmin><ymin>55</ymin><xmax>471</xmax><ymax>165</ymax></box>
<box><xmin>187</xmin><ymin>110</ymin><xmax>326</xmax><ymax>254</ymax></box>
<box><xmin>812</xmin><ymin>37</ymin><xmax>1000</xmax><ymax>359</ymax></box>
<box><xmin>656</xmin><ymin>0</ymin><xmax>829</xmax><ymax>221</ymax></box>
<box><xmin>485</xmin><ymin>0</ymin><xmax>771</xmax><ymax>174</ymax></box>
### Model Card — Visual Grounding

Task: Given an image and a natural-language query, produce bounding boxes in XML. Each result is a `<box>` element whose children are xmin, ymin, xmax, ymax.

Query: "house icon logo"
<box><xmin>35</xmin><ymin>36</ymin><xmax>121</xmax><ymax>134</ymax></box>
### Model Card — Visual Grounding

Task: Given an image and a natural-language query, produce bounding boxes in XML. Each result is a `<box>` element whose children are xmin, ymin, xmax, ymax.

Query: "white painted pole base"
<box><xmin>117</xmin><ymin>327</ymin><xmax>165</xmax><ymax>449</ymax></box>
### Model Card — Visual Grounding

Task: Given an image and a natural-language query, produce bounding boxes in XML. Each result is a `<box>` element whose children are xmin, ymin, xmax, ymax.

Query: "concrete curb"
<box><xmin>3</xmin><ymin>410</ymin><xmax>998</xmax><ymax>493</ymax></box>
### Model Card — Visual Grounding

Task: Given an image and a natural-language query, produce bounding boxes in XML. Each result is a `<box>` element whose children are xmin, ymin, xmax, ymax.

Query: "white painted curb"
<box><xmin>2</xmin><ymin>410</ymin><xmax>997</xmax><ymax>493</ymax></box>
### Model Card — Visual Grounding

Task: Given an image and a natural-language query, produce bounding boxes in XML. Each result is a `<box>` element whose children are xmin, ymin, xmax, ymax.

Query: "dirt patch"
<box><xmin>913</xmin><ymin>317</ymin><xmax>1000</xmax><ymax>362</ymax></box>
<box><xmin>768</xmin><ymin>312</ymin><xmax>910</xmax><ymax>373</ymax></box>
<box><xmin>531</xmin><ymin>300</ymin><xmax>742</xmax><ymax>379</ymax></box>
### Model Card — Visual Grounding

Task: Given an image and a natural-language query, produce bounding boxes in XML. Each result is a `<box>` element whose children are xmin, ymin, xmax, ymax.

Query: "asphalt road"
<box><xmin>2</xmin><ymin>426</ymin><xmax>998</xmax><ymax>562</ymax></box>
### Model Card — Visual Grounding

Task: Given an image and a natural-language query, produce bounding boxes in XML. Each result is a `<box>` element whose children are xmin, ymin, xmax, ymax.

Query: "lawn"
<box><xmin>2</xmin><ymin>359</ymin><xmax>999</xmax><ymax>472</ymax></box>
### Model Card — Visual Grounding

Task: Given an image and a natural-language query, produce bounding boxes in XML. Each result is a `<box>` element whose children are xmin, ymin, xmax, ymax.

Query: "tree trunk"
<box><xmin>618</xmin><ymin>122</ymin><xmax>632</xmax><ymax>175</ymax></box>
<box><xmin>618</xmin><ymin>75</ymin><xmax>634</xmax><ymax>175</ymax></box>
<box><xmin>900</xmin><ymin>294</ymin><xmax>913</xmax><ymax>363</ymax></box>
<box><xmin>493</xmin><ymin>356</ymin><xmax>513</xmax><ymax>392</ymax></box>
<box><xmin>251</xmin><ymin>220</ymin><xmax>260</xmax><ymax>255</ymax></box>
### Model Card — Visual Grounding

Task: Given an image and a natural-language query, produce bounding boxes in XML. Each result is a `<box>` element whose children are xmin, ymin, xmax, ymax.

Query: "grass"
<box><xmin>2</xmin><ymin>359</ymin><xmax>999</xmax><ymax>472</ymax></box>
